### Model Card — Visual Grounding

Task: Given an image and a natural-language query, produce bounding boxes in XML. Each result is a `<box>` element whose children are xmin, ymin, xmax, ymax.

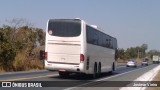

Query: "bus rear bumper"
<box><xmin>45</xmin><ymin>60</ymin><xmax>85</xmax><ymax>73</ymax></box>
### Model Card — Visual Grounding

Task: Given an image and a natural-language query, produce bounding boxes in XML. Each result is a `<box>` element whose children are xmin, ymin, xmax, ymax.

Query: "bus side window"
<box><xmin>87</xmin><ymin>25</ymin><xmax>92</xmax><ymax>44</ymax></box>
<box><xmin>93</xmin><ymin>33</ymin><xmax>98</xmax><ymax>45</ymax></box>
<box><xmin>110</xmin><ymin>38</ymin><xmax>113</xmax><ymax>49</ymax></box>
<box><xmin>98</xmin><ymin>32</ymin><xmax>103</xmax><ymax>46</ymax></box>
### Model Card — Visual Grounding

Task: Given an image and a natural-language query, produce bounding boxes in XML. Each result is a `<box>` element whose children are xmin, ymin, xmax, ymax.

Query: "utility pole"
<box><xmin>138</xmin><ymin>49</ymin><xmax>139</xmax><ymax>58</ymax></box>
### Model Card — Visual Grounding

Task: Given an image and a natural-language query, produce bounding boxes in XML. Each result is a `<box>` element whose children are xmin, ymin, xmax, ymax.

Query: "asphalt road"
<box><xmin>0</xmin><ymin>63</ymin><xmax>158</xmax><ymax>90</ymax></box>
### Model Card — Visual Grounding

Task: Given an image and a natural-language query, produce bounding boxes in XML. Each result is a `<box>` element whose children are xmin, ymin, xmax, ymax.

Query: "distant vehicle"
<box><xmin>126</xmin><ymin>60</ymin><xmax>137</xmax><ymax>67</ymax></box>
<box><xmin>153</xmin><ymin>55</ymin><xmax>159</xmax><ymax>64</ymax></box>
<box><xmin>141</xmin><ymin>59</ymin><xmax>148</xmax><ymax>66</ymax></box>
<box><xmin>44</xmin><ymin>19</ymin><xmax>118</xmax><ymax>78</ymax></box>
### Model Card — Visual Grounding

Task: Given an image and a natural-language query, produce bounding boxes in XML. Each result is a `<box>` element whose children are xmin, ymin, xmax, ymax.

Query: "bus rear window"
<box><xmin>48</xmin><ymin>19</ymin><xmax>81</xmax><ymax>37</ymax></box>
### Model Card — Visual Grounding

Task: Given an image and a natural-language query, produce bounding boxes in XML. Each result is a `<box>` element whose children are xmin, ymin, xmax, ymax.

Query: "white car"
<box><xmin>126</xmin><ymin>60</ymin><xmax>137</xmax><ymax>67</ymax></box>
<box><xmin>141</xmin><ymin>60</ymin><xmax>148</xmax><ymax>66</ymax></box>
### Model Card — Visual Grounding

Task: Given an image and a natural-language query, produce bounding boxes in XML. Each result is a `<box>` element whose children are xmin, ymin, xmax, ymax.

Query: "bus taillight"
<box><xmin>80</xmin><ymin>54</ymin><xmax>84</xmax><ymax>62</ymax></box>
<box><xmin>45</xmin><ymin>52</ymin><xmax>48</xmax><ymax>60</ymax></box>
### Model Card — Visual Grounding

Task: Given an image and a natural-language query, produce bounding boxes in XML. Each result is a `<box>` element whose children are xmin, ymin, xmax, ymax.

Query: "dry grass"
<box><xmin>12</xmin><ymin>49</ymin><xmax>44</xmax><ymax>71</ymax></box>
<box><xmin>13</xmin><ymin>52</ymin><xmax>26</xmax><ymax>71</ymax></box>
<box><xmin>0</xmin><ymin>46</ymin><xmax>44</xmax><ymax>72</ymax></box>
<box><xmin>0</xmin><ymin>67</ymin><xmax>5</xmax><ymax>73</ymax></box>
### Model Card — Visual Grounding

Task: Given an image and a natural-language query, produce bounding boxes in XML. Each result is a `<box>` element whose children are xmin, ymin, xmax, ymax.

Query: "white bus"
<box><xmin>45</xmin><ymin>19</ymin><xmax>118</xmax><ymax>78</ymax></box>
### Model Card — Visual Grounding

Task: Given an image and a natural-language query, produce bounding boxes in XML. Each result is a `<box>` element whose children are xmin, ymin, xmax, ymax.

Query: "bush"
<box><xmin>0</xmin><ymin>24</ymin><xmax>45</xmax><ymax>72</ymax></box>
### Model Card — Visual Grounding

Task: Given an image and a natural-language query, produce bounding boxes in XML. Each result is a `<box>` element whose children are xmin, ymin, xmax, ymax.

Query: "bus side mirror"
<box><xmin>39</xmin><ymin>50</ymin><xmax>45</xmax><ymax>60</ymax></box>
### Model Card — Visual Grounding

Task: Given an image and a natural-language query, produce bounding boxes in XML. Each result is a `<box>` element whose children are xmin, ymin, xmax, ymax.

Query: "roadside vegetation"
<box><xmin>117</xmin><ymin>44</ymin><xmax>160</xmax><ymax>63</ymax></box>
<box><xmin>0</xmin><ymin>18</ymin><xmax>45</xmax><ymax>72</ymax></box>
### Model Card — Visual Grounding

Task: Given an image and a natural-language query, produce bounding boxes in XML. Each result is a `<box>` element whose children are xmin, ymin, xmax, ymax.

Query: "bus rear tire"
<box><xmin>109</xmin><ymin>62</ymin><xmax>115</xmax><ymax>74</ymax></box>
<box><xmin>112</xmin><ymin>62</ymin><xmax>115</xmax><ymax>71</ymax></box>
<box><xmin>97</xmin><ymin>62</ymin><xmax>101</xmax><ymax>77</ymax></box>
<box><xmin>92</xmin><ymin>62</ymin><xmax>97</xmax><ymax>78</ymax></box>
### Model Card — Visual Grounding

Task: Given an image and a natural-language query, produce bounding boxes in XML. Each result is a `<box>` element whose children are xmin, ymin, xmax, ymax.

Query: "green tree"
<box><xmin>125</xmin><ymin>47</ymin><xmax>137</xmax><ymax>59</ymax></box>
<box><xmin>147</xmin><ymin>50</ymin><xmax>160</xmax><ymax>59</ymax></box>
<box><xmin>117</xmin><ymin>48</ymin><xmax>125</xmax><ymax>60</ymax></box>
<box><xmin>141</xmin><ymin>44</ymin><xmax>148</xmax><ymax>51</ymax></box>
<box><xmin>0</xmin><ymin>29</ymin><xmax>16</xmax><ymax>71</ymax></box>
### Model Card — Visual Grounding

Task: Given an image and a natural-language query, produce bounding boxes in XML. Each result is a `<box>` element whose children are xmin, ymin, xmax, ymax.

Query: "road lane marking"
<box><xmin>0</xmin><ymin>74</ymin><xmax>59</xmax><ymax>81</ymax></box>
<box><xmin>64</xmin><ymin>65</ymin><xmax>156</xmax><ymax>90</ymax></box>
<box><xmin>96</xmin><ymin>66</ymin><xmax>148</xmax><ymax>81</ymax></box>
<box><xmin>0</xmin><ymin>70</ymin><xmax>48</xmax><ymax>76</ymax></box>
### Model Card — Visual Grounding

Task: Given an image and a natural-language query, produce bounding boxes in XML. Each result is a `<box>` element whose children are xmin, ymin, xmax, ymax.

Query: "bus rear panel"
<box><xmin>45</xmin><ymin>19</ymin><xmax>85</xmax><ymax>73</ymax></box>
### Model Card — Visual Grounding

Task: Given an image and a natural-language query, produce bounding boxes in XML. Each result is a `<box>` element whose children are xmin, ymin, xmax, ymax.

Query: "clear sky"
<box><xmin>0</xmin><ymin>0</ymin><xmax>160</xmax><ymax>51</ymax></box>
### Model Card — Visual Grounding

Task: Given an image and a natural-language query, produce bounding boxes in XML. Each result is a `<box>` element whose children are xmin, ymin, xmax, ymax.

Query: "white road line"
<box><xmin>0</xmin><ymin>74</ymin><xmax>59</xmax><ymax>81</ymax></box>
<box><xmin>0</xmin><ymin>70</ymin><xmax>48</xmax><ymax>75</ymax></box>
<box><xmin>64</xmin><ymin>65</ymin><xmax>151</xmax><ymax>90</ymax></box>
